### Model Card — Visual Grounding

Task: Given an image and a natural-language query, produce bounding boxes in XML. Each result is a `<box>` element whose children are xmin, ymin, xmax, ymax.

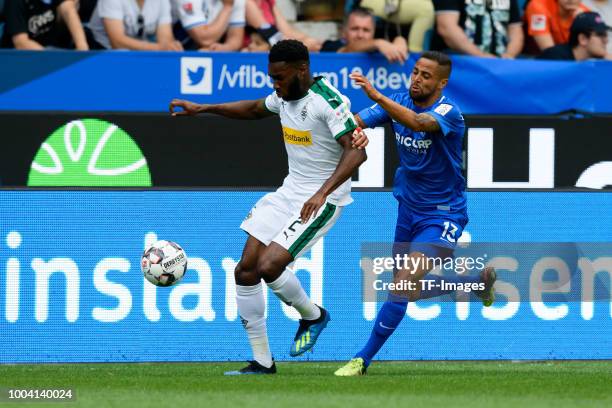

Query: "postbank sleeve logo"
<box><xmin>282</xmin><ymin>127</ymin><xmax>313</xmax><ymax>146</ymax></box>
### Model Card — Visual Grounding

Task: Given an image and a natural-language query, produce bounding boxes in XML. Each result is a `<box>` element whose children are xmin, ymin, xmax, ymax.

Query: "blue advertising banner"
<box><xmin>0</xmin><ymin>191</ymin><xmax>611</xmax><ymax>363</ymax></box>
<box><xmin>1</xmin><ymin>51</ymin><xmax>611</xmax><ymax>114</ymax></box>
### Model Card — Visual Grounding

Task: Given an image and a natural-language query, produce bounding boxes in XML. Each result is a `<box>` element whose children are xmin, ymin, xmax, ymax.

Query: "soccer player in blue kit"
<box><xmin>335</xmin><ymin>51</ymin><xmax>497</xmax><ymax>376</ymax></box>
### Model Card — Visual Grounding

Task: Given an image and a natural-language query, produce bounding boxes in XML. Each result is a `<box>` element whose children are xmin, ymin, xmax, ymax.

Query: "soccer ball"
<box><xmin>141</xmin><ymin>240</ymin><xmax>188</xmax><ymax>287</ymax></box>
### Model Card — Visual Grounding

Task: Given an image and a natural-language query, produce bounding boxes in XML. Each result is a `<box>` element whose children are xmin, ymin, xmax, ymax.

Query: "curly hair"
<box><xmin>269</xmin><ymin>39</ymin><xmax>309</xmax><ymax>64</ymax></box>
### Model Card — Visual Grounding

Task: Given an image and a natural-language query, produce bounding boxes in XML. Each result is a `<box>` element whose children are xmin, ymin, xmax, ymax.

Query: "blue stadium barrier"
<box><xmin>0</xmin><ymin>51</ymin><xmax>611</xmax><ymax>114</ymax></box>
<box><xmin>0</xmin><ymin>190</ymin><xmax>610</xmax><ymax>363</ymax></box>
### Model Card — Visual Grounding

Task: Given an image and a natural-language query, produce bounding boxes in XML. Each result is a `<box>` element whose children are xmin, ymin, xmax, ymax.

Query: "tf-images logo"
<box><xmin>181</xmin><ymin>57</ymin><xmax>213</xmax><ymax>95</ymax></box>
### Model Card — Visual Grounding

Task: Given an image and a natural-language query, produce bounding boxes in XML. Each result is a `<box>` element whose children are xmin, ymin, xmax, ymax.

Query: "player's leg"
<box><xmin>265</xmin><ymin>202</ymin><xmax>342</xmax><ymax>356</ymax></box>
<box><xmin>260</xmin><ymin>242</ymin><xmax>321</xmax><ymax>320</ymax></box>
<box><xmin>336</xmin><ymin>203</ymin><xmax>418</xmax><ymax>376</ymax></box>
<box><xmin>225</xmin><ymin>235</ymin><xmax>277</xmax><ymax>375</ymax></box>
<box><xmin>408</xmin><ymin>215</ymin><xmax>496</xmax><ymax>303</ymax></box>
<box><xmin>225</xmin><ymin>192</ymin><xmax>293</xmax><ymax>376</ymax></box>
<box><xmin>336</xmin><ymin>247</ymin><xmax>436</xmax><ymax>375</ymax></box>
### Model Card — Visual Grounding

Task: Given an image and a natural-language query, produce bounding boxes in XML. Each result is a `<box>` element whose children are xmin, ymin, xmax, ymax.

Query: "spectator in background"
<box><xmin>87</xmin><ymin>0</ymin><xmax>183</xmax><ymax>50</ymax></box>
<box><xmin>321</xmin><ymin>7</ymin><xmax>408</xmax><ymax>64</ymax></box>
<box><xmin>243</xmin><ymin>0</ymin><xmax>320</xmax><ymax>52</ymax></box>
<box><xmin>537</xmin><ymin>11</ymin><xmax>610</xmax><ymax>59</ymax></box>
<box><xmin>525</xmin><ymin>0</ymin><xmax>589</xmax><ymax>52</ymax></box>
<box><xmin>172</xmin><ymin>0</ymin><xmax>245</xmax><ymax>51</ymax></box>
<box><xmin>1</xmin><ymin>0</ymin><xmax>89</xmax><ymax>49</ymax></box>
<box><xmin>359</xmin><ymin>0</ymin><xmax>434</xmax><ymax>52</ymax></box>
<box><xmin>432</xmin><ymin>0</ymin><xmax>524</xmax><ymax>58</ymax></box>
<box><xmin>582</xmin><ymin>0</ymin><xmax>612</xmax><ymax>52</ymax></box>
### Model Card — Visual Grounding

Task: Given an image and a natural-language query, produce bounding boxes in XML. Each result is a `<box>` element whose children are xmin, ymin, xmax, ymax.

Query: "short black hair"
<box><xmin>269</xmin><ymin>39</ymin><xmax>309</xmax><ymax>64</ymax></box>
<box><xmin>419</xmin><ymin>51</ymin><xmax>452</xmax><ymax>78</ymax></box>
<box><xmin>344</xmin><ymin>7</ymin><xmax>375</xmax><ymax>26</ymax></box>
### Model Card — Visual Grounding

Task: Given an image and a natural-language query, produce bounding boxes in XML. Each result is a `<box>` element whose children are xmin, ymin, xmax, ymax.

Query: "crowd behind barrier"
<box><xmin>0</xmin><ymin>0</ymin><xmax>610</xmax><ymax>61</ymax></box>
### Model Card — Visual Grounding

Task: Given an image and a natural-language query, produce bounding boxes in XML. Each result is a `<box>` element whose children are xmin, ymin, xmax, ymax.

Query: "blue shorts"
<box><xmin>393</xmin><ymin>202</ymin><xmax>468</xmax><ymax>259</ymax></box>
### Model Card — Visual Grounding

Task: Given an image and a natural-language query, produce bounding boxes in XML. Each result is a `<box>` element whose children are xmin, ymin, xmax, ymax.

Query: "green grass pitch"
<box><xmin>0</xmin><ymin>361</ymin><xmax>610</xmax><ymax>407</ymax></box>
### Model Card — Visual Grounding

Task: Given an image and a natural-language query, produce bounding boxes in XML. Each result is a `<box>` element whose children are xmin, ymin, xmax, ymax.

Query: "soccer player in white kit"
<box><xmin>170</xmin><ymin>40</ymin><xmax>367</xmax><ymax>375</ymax></box>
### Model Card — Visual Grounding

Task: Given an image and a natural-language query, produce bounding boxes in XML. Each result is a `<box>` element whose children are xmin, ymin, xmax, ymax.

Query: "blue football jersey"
<box><xmin>359</xmin><ymin>93</ymin><xmax>466</xmax><ymax>212</ymax></box>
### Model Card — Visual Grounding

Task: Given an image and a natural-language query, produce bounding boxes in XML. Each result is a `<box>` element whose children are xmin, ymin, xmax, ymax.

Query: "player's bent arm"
<box><xmin>318</xmin><ymin>133</ymin><xmax>367</xmax><ymax>197</ymax></box>
<box><xmin>372</xmin><ymin>93</ymin><xmax>440</xmax><ymax>132</ymax></box>
<box><xmin>354</xmin><ymin>114</ymin><xmax>367</xmax><ymax>129</ymax></box>
<box><xmin>300</xmin><ymin>133</ymin><xmax>367</xmax><ymax>220</ymax></box>
<box><xmin>170</xmin><ymin>98</ymin><xmax>275</xmax><ymax>119</ymax></box>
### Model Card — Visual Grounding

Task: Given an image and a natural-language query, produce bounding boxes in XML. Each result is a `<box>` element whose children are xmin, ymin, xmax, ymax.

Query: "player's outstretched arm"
<box><xmin>300</xmin><ymin>134</ymin><xmax>367</xmax><ymax>221</ymax></box>
<box><xmin>169</xmin><ymin>98</ymin><xmax>275</xmax><ymax>120</ymax></box>
<box><xmin>349</xmin><ymin>73</ymin><xmax>440</xmax><ymax>132</ymax></box>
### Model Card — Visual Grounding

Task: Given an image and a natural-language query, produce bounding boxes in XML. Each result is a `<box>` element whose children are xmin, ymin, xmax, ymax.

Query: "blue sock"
<box><xmin>419</xmin><ymin>274</ymin><xmax>481</xmax><ymax>299</ymax></box>
<box><xmin>355</xmin><ymin>294</ymin><xmax>407</xmax><ymax>366</ymax></box>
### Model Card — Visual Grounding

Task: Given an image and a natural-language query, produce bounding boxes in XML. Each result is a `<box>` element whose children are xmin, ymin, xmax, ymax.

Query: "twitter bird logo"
<box><xmin>188</xmin><ymin>67</ymin><xmax>205</xmax><ymax>85</ymax></box>
<box><xmin>181</xmin><ymin>57</ymin><xmax>213</xmax><ymax>94</ymax></box>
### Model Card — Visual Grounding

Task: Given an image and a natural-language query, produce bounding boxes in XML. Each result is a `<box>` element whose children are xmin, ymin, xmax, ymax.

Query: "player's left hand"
<box><xmin>301</xmin><ymin>192</ymin><xmax>327</xmax><ymax>222</ymax></box>
<box><xmin>170</xmin><ymin>99</ymin><xmax>204</xmax><ymax>116</ymax></box>
<box><xmin>349</xmin><ymin>72</ymin><xmax>382</xmax><ymax>102</ymax></box>
<box><xmin>351</xmin><ymin>127</ymin><xmax>369</xmax><ymax>150</ymax></box>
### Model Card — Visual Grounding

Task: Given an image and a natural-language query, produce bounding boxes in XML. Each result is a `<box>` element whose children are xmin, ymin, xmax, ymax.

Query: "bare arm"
<box><xmin>156</xmin><ymin>23</ymin><xmax>183</xmax><ymax>50</ymax></box>
<box><xmin>350</xmin><ymin>72</ymin><xmax>440</xmax><ymax>132</ymax></box>
<box><xmin>272</xmin><ymin>5</ymin><xmax>320</xmax><ymax>51</ymax></box>
<box><xmin>104</xmin><ymin>18</ymin><xmax>161</xmax><ymax>50</ymax></box>
<box><xmin>272</xmin><ymin>6</ymin><xmax>300</xmax><ymax>39</ymax></box>
<box><xmin>12</xmin><ymin>33</ymin><xmax>45</xmax><ymax>50</ymax></box>
<box><xmin>532</xmin><ymin>33</ymin><xmax>555</xmax><ymax>51</ymax></box>
<box><xmin>188</xmin><ymin>2</ymin><xmax>234</xmax><ymax>48</ymax></box>
<box><xmin>300</xmin><ymin>133</ymin><xmax>367</xmax><ymax>221</ymax></box>
<box><xmin>58</xmin><ymin>0</ymin><xmax>89</xmax><ymax>50</ymax></box>
<box><xmin>502</xmin><ymin>23</ymin><xmax>524</xmax><ymax>58</ymax></box>
<box><xmin>208</xmin><ymin>26</ymin><xmax>244</xmax><ymax>51</ymax></box>
<box><xmin>354</xmin><ymin>114</ymin><xmax>366</xmax><ymax>129</ymax></box>
<box><xmin>340</xmin><ymin>38</ymin><xmax>407</xmax><ymax>63</ymax></box>
<box><xmin>170</xmin><ymin>98</ymin><xmax>276</xmax><ymax>120</ymax></box>
<box><xmin>436</xmin><ymin>12</ymin><xmax>496</xmax><ymax>57</ymax></box>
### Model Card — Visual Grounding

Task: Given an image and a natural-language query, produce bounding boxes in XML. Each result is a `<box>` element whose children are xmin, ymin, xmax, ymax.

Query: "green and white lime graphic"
<box><xmin>28</xmin><ymin>119</ymin><xmax>152</xmax><ymax>186</ymax></box>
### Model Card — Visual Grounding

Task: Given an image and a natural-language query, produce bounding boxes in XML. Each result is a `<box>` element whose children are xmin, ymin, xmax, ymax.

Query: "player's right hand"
<box><xmin>349</xmin><ymin>72</ymin><xmax>382</xmax><ymax>102</ymax></box>
<box><xmin>352</xmin><ymin>127</ymin><xmax>369</xmax><ymax>150</ymax></box>
<box><xmin>169</xmin><ymin>99</ymin><xmax>203</xmax><ymax>116</ymax></box>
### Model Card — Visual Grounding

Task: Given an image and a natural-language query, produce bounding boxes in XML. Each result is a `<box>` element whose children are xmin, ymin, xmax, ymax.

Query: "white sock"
<box><xmin>236</xmin><ymin>283</ymin><xmax>273</xmax><ymax>368</ymax></box>
<box><xmin>267</xmin><ymin>269</ymin><xmax>321</xmax><ymax>320</ymax></box>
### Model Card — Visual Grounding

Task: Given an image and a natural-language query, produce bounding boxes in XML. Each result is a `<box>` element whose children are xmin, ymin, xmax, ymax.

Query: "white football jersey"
<box><xmin>264</xmin><ymin>77</ymin><xmax>357</xmax><ymax>206</ymax></box>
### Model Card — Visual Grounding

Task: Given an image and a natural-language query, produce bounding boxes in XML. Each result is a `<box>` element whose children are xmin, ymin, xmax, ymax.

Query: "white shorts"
<box><xmin>240</xmin><ymin>187</ymin><xmax>343</xmax><ymax>259</ymax></box>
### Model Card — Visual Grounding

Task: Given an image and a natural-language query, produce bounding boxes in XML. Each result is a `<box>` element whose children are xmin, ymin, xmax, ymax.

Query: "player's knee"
<box><xmin>256</xmin><ymin>257</ymin><xmax>283</xmax><ymax>282</ymax></box>
<box><xmin>393</xmin><ymin>272</ymin><xmax>421</xmax><ymax>301</ymax></box>
<box><xmin>234</xmin><ymin>261</ymin><xmax>259</xmax><ymax>285</ymax></box>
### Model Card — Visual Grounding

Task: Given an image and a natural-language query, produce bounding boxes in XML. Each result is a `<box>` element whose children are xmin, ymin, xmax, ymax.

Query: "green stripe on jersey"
<box><xmin>311</xmin><ymin>79</ymin><xmax>343</xmax><ymax>109</ymax></box>
<box><xmin>288</xmin><ymin>203</ymin><xmax>336</xmax><ymax>258</ymax></box>
<box><xmin>312</xmin><ymin>79</ymin><xmax>357</xmax><ymax>139</ymax></box>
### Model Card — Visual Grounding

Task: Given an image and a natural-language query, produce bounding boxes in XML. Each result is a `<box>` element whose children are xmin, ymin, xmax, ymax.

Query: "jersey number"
<box><xmin>441</xmin><ymin>221</ymin><xmax>458</xmax><ymax>243</ymax></box>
